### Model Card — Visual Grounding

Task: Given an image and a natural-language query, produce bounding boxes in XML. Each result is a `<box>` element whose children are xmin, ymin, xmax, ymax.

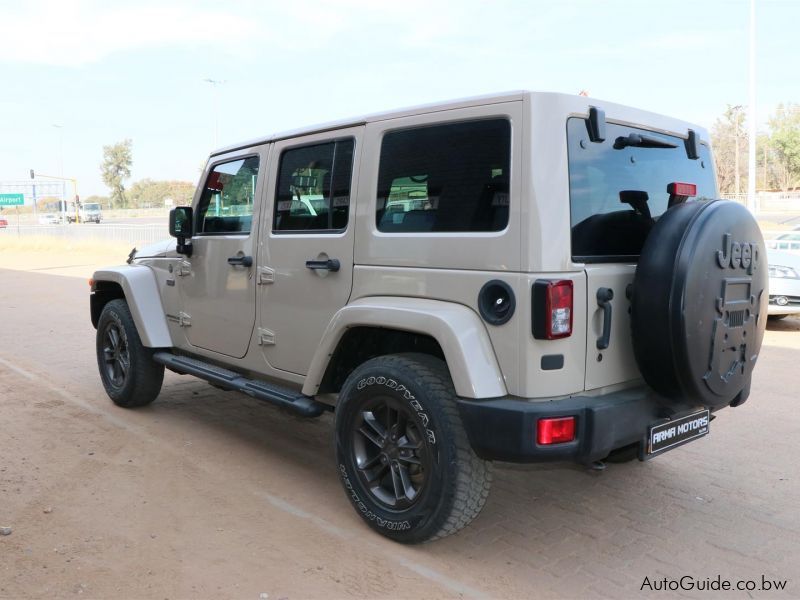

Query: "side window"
<box><xmin>273</xmin><ymin>138</ymin><xmax>354</xmax><ymax>232</ymax></box>
<box><xmin>196</xmin><ymin>156</ymin><xmax>260</xmax><ymax>235</ymax></box>
<box><xmin>376</xmin><ymin>119</ymin><xmax>511</xmax><ymax>233</ymax></box>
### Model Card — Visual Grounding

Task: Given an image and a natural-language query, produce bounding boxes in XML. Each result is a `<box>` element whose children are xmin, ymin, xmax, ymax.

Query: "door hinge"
<box><xmin>177</xmin><ymin>261</ymin><xmax>192</xmax><ymax>277</ymax></box>
<box><xmin>257</xmin><ymin>267</ymin><xmax>275</xmax><ymax>285</ymax></box>
<box><xmin>257</xmin><ymin>328</ymin><xmax>276</xmax><ymax>346</ymax></box>
<box><xmin>178</xmin><ymin>311</ymin><xmax>192</xmax><ymax>327</ymax></box>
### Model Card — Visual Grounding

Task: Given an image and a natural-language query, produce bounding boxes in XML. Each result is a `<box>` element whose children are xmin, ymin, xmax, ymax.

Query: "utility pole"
<box><xmin>30</xmin><ymin>168</ymin><xmax>37</xmax><ymax>218</ymax></box>
<box><xmin>747</xmin><ymin>0</ymin><xmax>757</xmax><ymax>212</ymax></box>
<box><xmin>733</xmin><ymin>105</ymin><xmax>743</xmax><ymax>196</ymax></box>
<box><xmin>53</xmin><ymin>124</ymin><xmax>64</xmax><ymax>178</ymax></box>
<box><xmin>203</xmin><ymin>78</ymin><xmax>227</xmax><ymax>148</ymax></box>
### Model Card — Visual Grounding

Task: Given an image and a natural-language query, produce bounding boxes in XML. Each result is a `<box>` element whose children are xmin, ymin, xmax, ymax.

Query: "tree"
<box><xmin>100</xmin><ymin>139</ymin><xmax>133</xmax><ymax>208</ymax></box>
<box><xmin>82</xmin><ymin>194</ymin><xmax>111</xmax><ymax>208</ymax></box>
<box><xmin>769</xmin><ymin>103</ymin><xmax>800</xmax><ymax>191</ymax></box>
<box><xmin>710</xmin><ymin>105</ymin><xmax>748</xmax><ymax>195</ymax></box>
<box><xmin>127</xmin><ymin>179</ymin><xmax>196</xmax><ymax>209</ymax></box>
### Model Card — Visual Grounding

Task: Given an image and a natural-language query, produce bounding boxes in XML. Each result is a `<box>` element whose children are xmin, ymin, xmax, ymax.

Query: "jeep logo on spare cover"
<box><xmin>705</xmin><ymin>234</ymin><xmax>762</xmax><ymax>398</ymax></box>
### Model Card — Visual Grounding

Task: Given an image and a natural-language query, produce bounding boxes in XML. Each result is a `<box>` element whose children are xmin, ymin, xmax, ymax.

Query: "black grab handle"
<box><xmin>227</xmin><ymin>255</ymin><xmax>253</xmax><ymax>267</ymax></box>
<box><xmin>596</xmin><ymin>287</ymin><xmax>614</xmax><ymax>350</ymax></box>
<box><xmin>305</xmin><ymin>258</ymin><xmax>340</xmax><ymax>272</ymax></box>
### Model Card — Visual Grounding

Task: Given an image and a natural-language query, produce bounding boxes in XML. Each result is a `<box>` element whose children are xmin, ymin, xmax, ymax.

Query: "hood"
<box><xmin>132</xmin><ymin>238</ymin><xmax>176</xmax><ymax>259</ymax></box>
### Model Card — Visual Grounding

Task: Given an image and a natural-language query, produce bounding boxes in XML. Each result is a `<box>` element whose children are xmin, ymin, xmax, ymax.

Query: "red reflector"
<box><xmin>545</xmin><ymin>280</ymin><xmax>573</xmax><ymax>340</ymax></box>
<box><xmin>537</xmin><ymin>416</ymin><xmax>576</xmax><ymax>445</ymax></box>
<box><xmin>668</xmin><ymin>182</ymin><xmax>696</xmax><ymax>197</ymax></box>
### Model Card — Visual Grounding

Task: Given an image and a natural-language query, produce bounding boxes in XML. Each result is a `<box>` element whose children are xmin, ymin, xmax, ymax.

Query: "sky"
<box><xmin>0</xmin><ymin>0</ymin><xmax>797</xmax><ymax>199</ymax></box>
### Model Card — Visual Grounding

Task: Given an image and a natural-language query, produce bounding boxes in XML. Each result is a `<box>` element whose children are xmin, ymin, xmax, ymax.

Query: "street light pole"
<box><xmin>747</xmin><ymin>0</ymin><xmax>757</xmax><ymax>213</ymax></box>
<box><xmin>203</xmin><ymin>78</ymin><xmax>227</xmax><ymax>148</ymax></box>
<box><xmin>52</xmin><ymin>124</ymin><xmax>64</xmax><ymax>178</ymax></box>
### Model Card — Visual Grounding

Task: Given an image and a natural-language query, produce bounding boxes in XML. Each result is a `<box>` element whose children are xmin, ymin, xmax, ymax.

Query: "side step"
<box><xmin>153</xmin><ymin>352</ymin><xmax>326</xmax><ymax>418</ymax></box>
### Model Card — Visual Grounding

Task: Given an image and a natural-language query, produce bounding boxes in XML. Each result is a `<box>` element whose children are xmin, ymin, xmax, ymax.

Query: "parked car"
<box><xmin>89</xmin><ymin>91</ymin><xmax>768</xmax><ymax>543</ymax></box>
<box><xmin>766</xmin><ymin>229</ymin><xmax>800</xmax><ymax>253</ymax></box>
<box><xmin>768</xmin><ymin>250</ymin><xmax>800</xmax><ymax>319</ymax></box>
<box><xmin>0</xmin><ymin>215</ymin><xmax>7</xmax><ymax>228</ymax></box>
<box><xmin>38</xmin><ymin>213</ymin><xmax>61</xmax><ymax>225</ymax></box>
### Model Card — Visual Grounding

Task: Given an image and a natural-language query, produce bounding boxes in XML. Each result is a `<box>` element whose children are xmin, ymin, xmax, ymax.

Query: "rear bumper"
<box><xmin>456</xmin><ymin>387</ymin><xmax>694</xmax><ymax>464</ymax></box>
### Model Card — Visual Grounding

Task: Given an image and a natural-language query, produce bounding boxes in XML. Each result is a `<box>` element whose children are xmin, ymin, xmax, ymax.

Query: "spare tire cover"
<box><xmin>631</xmin><ymin>200</ymin><xmax>767</xmax><ymax>409</ymax></box>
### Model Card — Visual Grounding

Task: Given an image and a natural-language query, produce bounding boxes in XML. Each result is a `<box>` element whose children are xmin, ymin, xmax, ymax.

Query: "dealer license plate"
<box><xmin>647</xmin><ymin>409</ymin><xmax>710</xmax><ymax>455</ymax></box>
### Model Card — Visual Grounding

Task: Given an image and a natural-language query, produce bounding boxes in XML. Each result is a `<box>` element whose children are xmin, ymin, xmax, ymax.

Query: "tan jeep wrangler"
<box><xmin>90</xmin><ymin>91</ymin><xmax>767</xmax><ymax>543</ymax></box>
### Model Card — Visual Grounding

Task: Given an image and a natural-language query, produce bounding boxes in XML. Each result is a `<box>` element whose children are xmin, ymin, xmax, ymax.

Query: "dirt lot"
<box><xmin>1</xmin><ymin>246</ymin><xmax>799</xmax><ymax>599</ymax></box>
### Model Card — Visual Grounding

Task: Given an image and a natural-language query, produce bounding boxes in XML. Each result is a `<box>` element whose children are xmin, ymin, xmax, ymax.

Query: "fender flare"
<box><xmin>303</xmin><ymin>297</ymin><xmax>507</xmax><ymax>399</ymax></box>
<box><xmin>92</xmin><ymin>266</ymin><xmax>172</xmax><ymax>348</ymax></box>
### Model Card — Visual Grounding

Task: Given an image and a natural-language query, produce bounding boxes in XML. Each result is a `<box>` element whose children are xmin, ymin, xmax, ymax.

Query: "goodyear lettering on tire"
<box><xmin>356</xmin><ymin>376</ymin><xmax>435</xmax><ymax>444</ymax></box>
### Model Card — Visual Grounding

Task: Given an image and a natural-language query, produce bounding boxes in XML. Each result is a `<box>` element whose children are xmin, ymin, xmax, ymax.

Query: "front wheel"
<box><xmin>335</xmin><ymin>354</ymin><xmax>492</xmax><ymax>543</ymax></box>
<box><xmin>96</xmin><ymin>299</ymin><xmax>164</xmax><ymax>407</ymax></box>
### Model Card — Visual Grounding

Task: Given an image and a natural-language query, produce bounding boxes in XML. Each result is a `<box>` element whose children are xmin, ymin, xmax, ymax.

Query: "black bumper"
<box><xmin>456</xmin><ymin>386</ymin><xmax>689</xmax><ymax>464</ymax></box>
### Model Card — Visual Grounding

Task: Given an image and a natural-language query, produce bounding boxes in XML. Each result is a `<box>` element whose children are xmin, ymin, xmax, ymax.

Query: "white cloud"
<box><xmin>0</xmin><ymin>0</ymin><xmax>258</xmax><ymax>66</ymax></box>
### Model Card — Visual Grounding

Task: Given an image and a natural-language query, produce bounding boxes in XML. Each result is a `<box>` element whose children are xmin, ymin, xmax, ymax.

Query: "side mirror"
<box><xmin>169</xmin><ymin>207</ymin><xmax>193</xmax><ymax>256</ymax></box>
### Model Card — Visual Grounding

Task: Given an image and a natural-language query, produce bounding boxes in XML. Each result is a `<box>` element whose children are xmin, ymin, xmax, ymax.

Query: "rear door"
<box><xmin>566</xmin><ymin>118</ymin><xmax>718</xmax><ymax>390</ymax></box>
<box><xmin>258</xmin><ymin>127</ymin><xmax>362</xmax><ymax>375</ymax></box>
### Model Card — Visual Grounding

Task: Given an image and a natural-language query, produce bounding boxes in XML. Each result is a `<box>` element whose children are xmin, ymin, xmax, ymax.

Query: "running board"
<box><xmin>153</xmin><ymin>352</ymin><xmax>326</xmax><ymax>417</ymax></box>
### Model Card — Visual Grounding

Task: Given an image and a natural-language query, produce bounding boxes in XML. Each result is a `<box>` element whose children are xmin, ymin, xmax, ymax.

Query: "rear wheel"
<box><xmin>335</xmin><ymin>354</ymin><xmax>492</xmax><ymax>543</ymax></box>
<box><xmin>96</xmin><ymin>299</ymin><xmax>164</xmax><ymax>407</ymax></box>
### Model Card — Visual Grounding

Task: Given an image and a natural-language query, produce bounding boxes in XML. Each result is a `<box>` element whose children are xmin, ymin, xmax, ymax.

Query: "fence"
<box><xmin>0</xmin><ymin>223</ymin><xmax>168</xmax><ymax>246</ymax></box>
<box><xmin>1</xmin><ymin>221</ymin><xmax>797</xmax><ymax>254</ymax></box>
<box><xmin>721</xmin><ymin>192</ymin><xmax>800</xmax><ymax>213</ymax></box>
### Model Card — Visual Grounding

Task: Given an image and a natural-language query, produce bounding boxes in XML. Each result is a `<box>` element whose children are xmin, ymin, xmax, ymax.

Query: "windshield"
<box><xmin>84</xmin><ymin>203</ymin><xmax>100</xmax><ymax>210</ymax></box>
<box><xmin>567</xmin><ymin>117</ymin><xmax>717</xmax><ymax>261</ymax></box>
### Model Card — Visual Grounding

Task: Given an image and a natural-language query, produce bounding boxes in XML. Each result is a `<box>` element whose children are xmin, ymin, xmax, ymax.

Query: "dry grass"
<box><xmin>0</xmin><ymin>235</ymin><xmax>131</xmax><ymax>256</ymax></box>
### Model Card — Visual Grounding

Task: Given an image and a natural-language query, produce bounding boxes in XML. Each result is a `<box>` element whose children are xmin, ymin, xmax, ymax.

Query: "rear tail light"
<box><xmin>532</xmin><ymin>279</ymin><xmax>573</xmax><ymax>340</ymax></box>
<box><xmin>537</xmin><ymin>416</ymin><xmax>576</xmax><ymax>445</ymax></box>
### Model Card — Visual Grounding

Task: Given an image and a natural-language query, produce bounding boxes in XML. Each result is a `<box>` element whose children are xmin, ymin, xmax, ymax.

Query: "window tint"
<box><xmin>377</xmin><ymin>119</ymin><xmax>511</xmax><ymax>232</ymax></box>
<box><xmin>196</xmin><ymin>156</ymin><xmax>260</xmax><ymax>235</ymax></box>
<box><xmin>567</xmin><ymin>118</ymin><xmax>717</xmax><ymax>260</ymax></box>
<box><xmin>273</xmin><ymin>139</ymin><xmax>354</xmax><ymax>232</ymax></box>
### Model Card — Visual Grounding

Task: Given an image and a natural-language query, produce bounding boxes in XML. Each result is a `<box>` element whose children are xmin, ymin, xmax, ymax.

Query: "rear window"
<box><xmin>377</xmin><ymin>119</ymin><xmax>511</xmax><ymax>232</ymax></box>
<box><xmin>567</xmin><ymin>118</ymin><xmax>717</xmax><ymax>261</ymax></box>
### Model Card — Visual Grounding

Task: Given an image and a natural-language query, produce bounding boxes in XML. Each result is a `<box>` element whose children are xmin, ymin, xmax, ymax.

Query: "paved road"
<box><xmin>99</xmin><ymin>216</ymin><xmax>167</xmax><ymax>226</ymax></box>
<box><xmin>1</xmin><ymin>261</ymin><xmax>799</xmax><ymax>599</ymax></box>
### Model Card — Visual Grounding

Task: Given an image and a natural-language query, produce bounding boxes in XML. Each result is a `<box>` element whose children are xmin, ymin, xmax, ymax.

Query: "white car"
<box><xmin>38</xmin><ymin>213</ymin><xmax>61</xmax><ymax>225</ymax></box>
<box><xmin>768</xmin><ymin>250</ymin><xmax>800</xmax><ymax>318</ymax></box>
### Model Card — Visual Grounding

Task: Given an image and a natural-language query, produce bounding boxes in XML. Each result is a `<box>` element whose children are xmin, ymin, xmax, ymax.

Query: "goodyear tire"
<box><xmin>96</xmin><ymin>299</ymin><xmax>164</xmax><ymax>408</ymax></box>
<box><xmin>631</xmin><ymin>200</ymin><xmax>768</xmax><ymax>409</ymax></box>
<box><xmin>335</xmin><ymin>354</ymin><xmax>492</xmax><ymax>543</ymax></box>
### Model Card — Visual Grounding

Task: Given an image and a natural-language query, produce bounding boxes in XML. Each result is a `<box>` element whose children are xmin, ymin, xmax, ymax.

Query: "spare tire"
<box><xmin>631</xmin><ymin>200</ymin><xmax>767</xmax><ymax>409</ymax></box>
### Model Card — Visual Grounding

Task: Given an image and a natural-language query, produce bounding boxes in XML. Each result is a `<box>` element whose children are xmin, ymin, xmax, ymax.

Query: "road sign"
<box><xmin>0</xmin><ymin>193</ymin><xmax>24</xmax><ymax>206</ymax></box>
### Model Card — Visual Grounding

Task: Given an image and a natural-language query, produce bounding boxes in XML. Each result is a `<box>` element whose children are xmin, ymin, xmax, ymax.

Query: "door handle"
<box><xmin>596</xmin><ymin>287</ymin><xmax>614</xmax><ymax>350</ymax></box>
<box><xmin>305</xmin><ymin>258</ymin><xmax>340</xmax><ymax>272</ymax></box>
<box><xmin>227</xmin><ymin>255</ymin><xmax>253</xmax><ymax>267</ymax></box>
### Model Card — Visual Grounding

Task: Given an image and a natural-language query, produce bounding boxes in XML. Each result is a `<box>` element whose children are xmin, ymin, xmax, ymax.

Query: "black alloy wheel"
<box><xmin>101</xmin><ymin>321</ymin><xmax>130</xmax><ymax>389</ymax></box>
<box><xmin>351</xmin><ymin>397</ymin><xmax>432</xmax><ymax>510</ymax></box>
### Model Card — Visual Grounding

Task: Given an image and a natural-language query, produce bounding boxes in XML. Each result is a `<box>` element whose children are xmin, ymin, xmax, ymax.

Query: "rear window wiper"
<box><xmin>613</xmin><ymin>133</ymin><xmax>677</xmax><ymax>150</ymax></box>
